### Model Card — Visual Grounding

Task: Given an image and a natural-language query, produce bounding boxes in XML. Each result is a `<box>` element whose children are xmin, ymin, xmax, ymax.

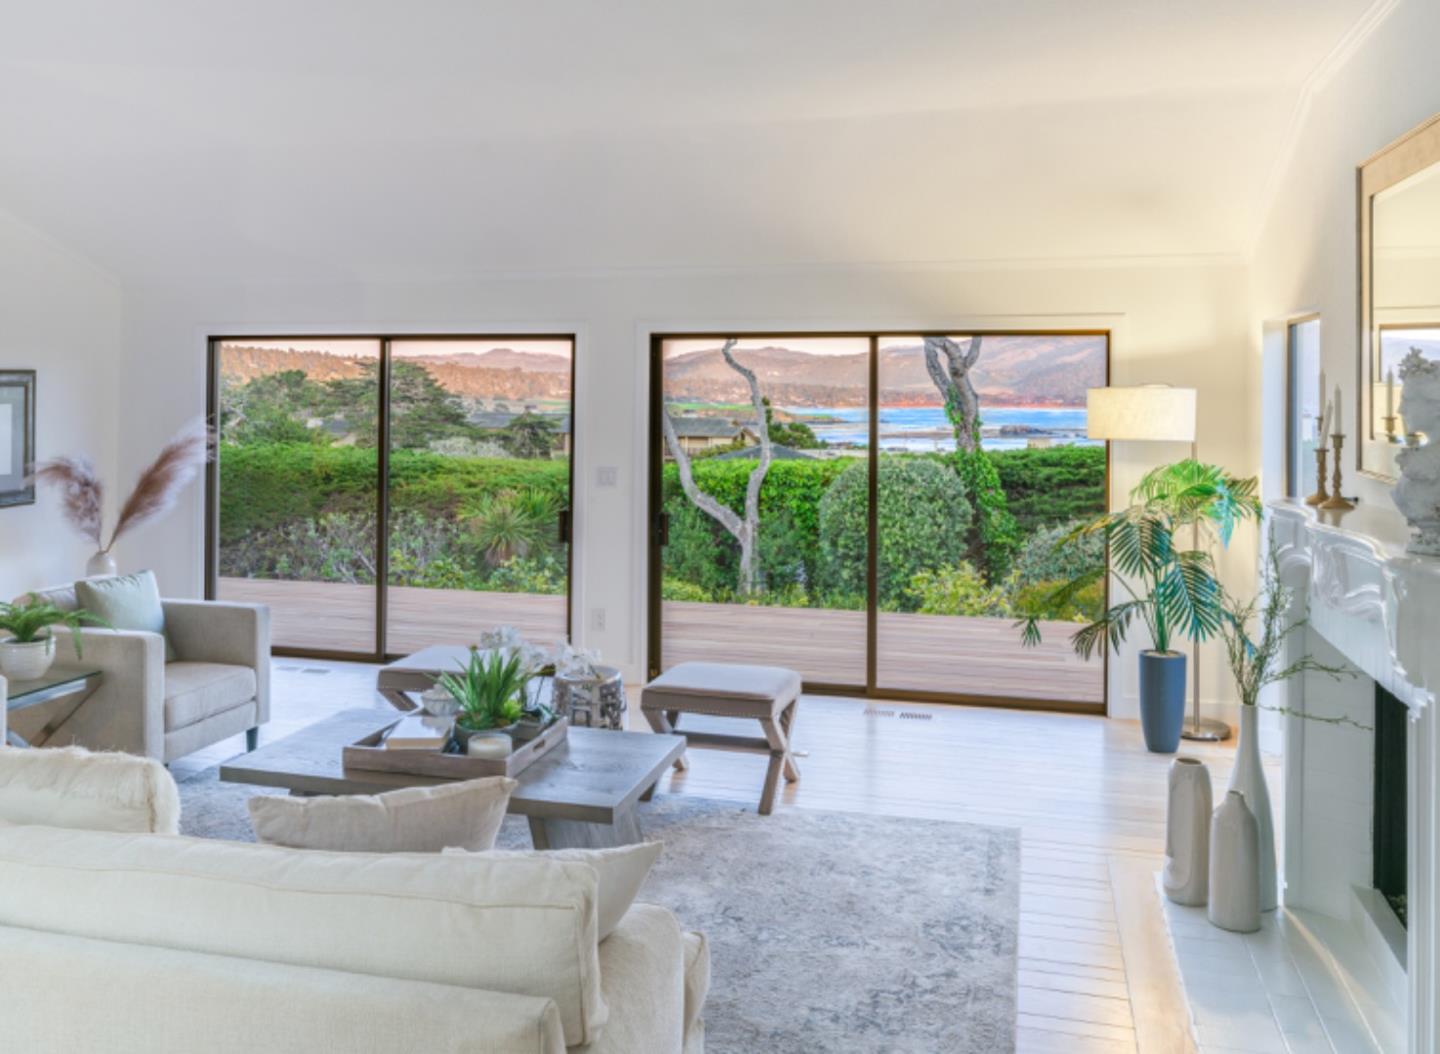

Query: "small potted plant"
<box><xmin>436</xmin><ymin>647</ymin><xmax>530</xmax><ymax>746</ymax></box>
<box><xmin>0</xmin><ymin>596</ymin><xmax>108</xmax><ymax>681</ymax></box>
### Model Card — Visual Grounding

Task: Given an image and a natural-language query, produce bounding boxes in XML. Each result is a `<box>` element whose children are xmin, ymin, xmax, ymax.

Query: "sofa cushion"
<box><xmin>446</xmin><ymin>841</ymin><xmax>662</xmax><ymax>941</ymax></box>
<box><xmin>249</xmin><ymin>777</ymin><xmax>516</xmax><ymax>853</ymax></box>
<box><xmin>0</xmin><ymin>825</ymin><xmax>607</xmax><ymax>1047</ymax></box>
<box><xmin>164</xmin><ymin>663</ymin><xmax>257</xmax><ymax>731</ymax></box>
<box><xmin>20</xmin><ymin>584</ymin><xmax>78</xmax><ymax>612</ymax></box>
<box><xmin>572</xmin><ymin>903</ymin><xmax>686</xmax><ymax>1054</ymax></box>
<box><xmin>0</xmin><ymin>745</ymin><xmax>180</xmax><ymax>834</ymax></box>
<box><xmin>76</xmin><ymin>571</ymin><xmax>176</xmax><ymax>662</ymax></box>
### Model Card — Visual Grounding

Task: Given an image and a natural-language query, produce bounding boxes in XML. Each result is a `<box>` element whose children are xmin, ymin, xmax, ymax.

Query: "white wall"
<box><xmin>118</xmin><ymin>257</ymin><xmax>1254</xmax><ymax>715</ymax></box>
<box><xmin>0</xmin><ymin>209</ymin><xmax>122</xmax><ymax>600</ymax></box>
<box><xmin>1251</xmin><ymin>0</ymin><xmax>1440</xmax><ymax>506</ymax></box>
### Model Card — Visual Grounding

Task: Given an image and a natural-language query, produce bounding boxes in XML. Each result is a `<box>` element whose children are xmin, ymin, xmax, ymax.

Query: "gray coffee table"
<box><xmin>220</xmin><ymin>709</ymin><xmax>686</xmax><ymax>850</ymax></box>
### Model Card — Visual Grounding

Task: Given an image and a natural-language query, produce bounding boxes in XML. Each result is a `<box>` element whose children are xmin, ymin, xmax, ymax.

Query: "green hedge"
<box><xmin>217</xmin><ymin>443</ymin><xmax>569</xmax><ymax>545</ymax></box>
<box><xmin>988</xmin><ymin>447</ymin><xmax>1106</xmax><ymax>534</ymax></box>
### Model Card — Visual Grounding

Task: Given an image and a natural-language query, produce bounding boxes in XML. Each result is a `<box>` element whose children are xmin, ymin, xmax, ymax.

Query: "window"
<box><xmin>1286</xmin><ymin>317</ymin><xmax>1321</xmax><ymax>499</ymax></box>
<box><xmin>208</xmin><ymin>335</ymin><xmax>575</xmax><ymax>659</ymax></box>
<box><xmin>649</xmin><ymin>331</ymin><xmax>1110</xmax><ymax>711</ymax></box>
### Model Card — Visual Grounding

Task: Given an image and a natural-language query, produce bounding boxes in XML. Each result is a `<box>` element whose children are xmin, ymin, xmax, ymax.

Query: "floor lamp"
<box><xmin>1086</xmin><ymin>385</ymin><xmax>1230</xmax><ymax>743</ymax></box>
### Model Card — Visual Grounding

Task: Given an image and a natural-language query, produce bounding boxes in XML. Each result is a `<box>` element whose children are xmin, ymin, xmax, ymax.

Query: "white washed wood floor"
<box><xmin>177</xmin><ymin>659</ymin><xmax>1269</xmax><ymax>1054</ymax></box>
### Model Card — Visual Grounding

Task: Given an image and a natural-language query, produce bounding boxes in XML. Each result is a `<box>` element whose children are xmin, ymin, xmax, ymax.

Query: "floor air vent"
<box><xmin>899</xmin><ymin>711</ymin><xmax>933</xmax><ymax>721</ymax></box>
<box><xmin>863</xmin><ymin>708</ymin><xmax>896</xmax><ymax>717</ymax></box>
<box><xmin>301</xmin><ymin>667</ymin><xmax>331</xmax><ymax>675</ymax></box>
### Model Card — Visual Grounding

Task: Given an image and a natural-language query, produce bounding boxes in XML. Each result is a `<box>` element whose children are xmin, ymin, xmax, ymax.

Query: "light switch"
<box><xmin>595</xmin><ymin>466</ymin><xmax>619</xmax><ymax>487</ymax></box>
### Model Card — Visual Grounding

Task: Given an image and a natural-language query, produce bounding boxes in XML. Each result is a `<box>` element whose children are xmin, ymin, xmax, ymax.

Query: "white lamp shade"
<box><xmin>1086</xmin><ymin>386</ymin><xmax>1197</xmax><ymax>442</ymax></box>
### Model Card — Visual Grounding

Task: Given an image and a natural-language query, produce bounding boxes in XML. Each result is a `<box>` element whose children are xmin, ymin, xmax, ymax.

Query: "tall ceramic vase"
<box><xmin>1163</xmin><ymin>757</ymin><xmax>1212</xmax><ymax>906</ymax></box>
<box><xmin>1227</xmin><ymin>705</ymin><xmax>1277</xmax><ymax>912</ymax></box>
<box><xmin>1138</xmin><ymin>650</ymin><xmax>1186</xmax><ymax>753</ymax></box>
<box><xmin>1208</xmin><ymin>790</ymin><xmax>1260</xmax><ymax>933</ymax></box>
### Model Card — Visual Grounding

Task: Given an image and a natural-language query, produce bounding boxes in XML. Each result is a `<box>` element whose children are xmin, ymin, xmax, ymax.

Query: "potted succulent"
<box><xmin>437</xmin><ymin>647</ymin><xmax>530</xmax><ymax>741</ymax></box>
<box><xmin>1016</xmin><ymin>460</ymin><xmax>1261</xmax><ymax>753</ymax></box>
<box><xmin>0</xmin><ymin>596</ymin><xmax>108</xmax><ymax>681</ymax></box>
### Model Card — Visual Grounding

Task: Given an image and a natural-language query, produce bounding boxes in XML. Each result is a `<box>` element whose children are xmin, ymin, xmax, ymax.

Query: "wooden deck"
<box><xmin>220</xmin><ymin>579</ymin><xmax>1100</xmax><ymax>704</ymax></box>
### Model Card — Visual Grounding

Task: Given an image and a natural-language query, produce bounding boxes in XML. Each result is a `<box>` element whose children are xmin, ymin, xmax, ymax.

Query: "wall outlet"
<box><xmin>590</xmin><ymin>607</ymin><xmax>606</xmax><ymax>631</ymax></box>
<box><xmin>595</xmin><ymin>466</ymin><xmax>618</xmax><ymax>488</ymax></box>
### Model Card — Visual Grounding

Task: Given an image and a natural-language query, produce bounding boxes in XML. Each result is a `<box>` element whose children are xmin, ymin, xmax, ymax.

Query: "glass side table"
<box><xmin>4</xmin><ymin>665</ymin><xmax>103</xmax><ymax>747</ymax></box>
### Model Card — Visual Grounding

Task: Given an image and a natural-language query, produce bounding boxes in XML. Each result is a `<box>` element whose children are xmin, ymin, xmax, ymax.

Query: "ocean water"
<box><xmin>789</xmin><ymin>405</ymin><xmax>1094</xmax><ymax>452</ymax></box>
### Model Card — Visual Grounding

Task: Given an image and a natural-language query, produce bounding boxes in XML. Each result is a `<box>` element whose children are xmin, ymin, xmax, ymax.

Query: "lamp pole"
<box><xmin>1180</xmin><ymin>438</ymin><xmax>1231</xmax><ymax>742</ymax></box>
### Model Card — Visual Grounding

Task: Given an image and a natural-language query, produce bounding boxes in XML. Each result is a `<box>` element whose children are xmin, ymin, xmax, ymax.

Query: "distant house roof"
<box><xmin>668</xmin><ymin>416</ymin><xmax>756</xmax><ymax>438</ymax></box>
<box><xmin>712</xmin><ymin>443</ymin><xmax>818</xmax><ymax>461</ymax></box>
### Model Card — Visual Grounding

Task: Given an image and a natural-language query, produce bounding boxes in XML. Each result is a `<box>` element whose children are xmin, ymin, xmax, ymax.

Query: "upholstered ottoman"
<box><xmin>641</xmin><ymin>662</ymin><xmax>802</xmax><ymax>815</ymax></box>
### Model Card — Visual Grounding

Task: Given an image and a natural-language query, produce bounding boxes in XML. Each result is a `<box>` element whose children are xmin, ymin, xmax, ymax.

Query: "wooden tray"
<box><xmin>343</xmin><ymin>716</ymin><xmax>569</xmax><ymax>779</ymax></box>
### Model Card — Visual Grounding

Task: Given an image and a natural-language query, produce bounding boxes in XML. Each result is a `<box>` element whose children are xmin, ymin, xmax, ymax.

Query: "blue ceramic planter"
<box><xmin>1138</xmin><ymin>650</ymin><xmax>1187</xmax><ymax>753</ymax></box>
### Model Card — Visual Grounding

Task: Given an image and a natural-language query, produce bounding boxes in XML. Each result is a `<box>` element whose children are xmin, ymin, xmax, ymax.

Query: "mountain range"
<box><xmin>219</xmin><ymin>345</ymin><xmax>572</xmax><ymax>402</ymax></box>
<box><xmin>219</xmin><ymin>336</ymin><xmax>1104</xmax><ymax>409</ymax></box>
<box><xmin>663</xmin><ymin>336</ymin><xmax>1105</xmax><ymax>407</ymax></box>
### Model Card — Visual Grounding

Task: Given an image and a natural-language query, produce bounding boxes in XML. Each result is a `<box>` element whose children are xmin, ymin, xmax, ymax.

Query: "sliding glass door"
<box><xmin>213</xmin><ymin>339</ymin><xmax>382</xmax><ymax>653</ymax></box>
<box><xmin>650</xmin><ymin>337</ymin><xmax>870</xmax><ymax>688</ymax></box>
<box><xmin>386</xmin><ymin>339</ymin><xmax>572</xmax><ymax>653</ymax></box>
<box><xmin>209</xmin><ymin>335</ymin><xmax>574</xmax><ymax>659</ymax></box>
<box><xmin>649</xmin><ymin>331</ymin><xmax>1109</xmax><ymax>711</ymax></box>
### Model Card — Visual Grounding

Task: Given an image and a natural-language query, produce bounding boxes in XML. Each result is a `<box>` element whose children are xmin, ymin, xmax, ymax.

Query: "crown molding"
<box><xmin>1247</xmin><ymin>0</ymin><xmax>1402</xmax><ymax>259</ymax></box>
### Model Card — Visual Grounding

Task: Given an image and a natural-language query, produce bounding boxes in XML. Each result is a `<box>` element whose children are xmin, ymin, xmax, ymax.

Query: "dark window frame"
<box><xmin>205</xmin><ymin>333</ymin><xmax>577</xmax><ymax>662</ymax></box>
<box><xmin>646</xmin><ymin>329</ymin><xmax>1112</xmax><ymax>715</ymax></box>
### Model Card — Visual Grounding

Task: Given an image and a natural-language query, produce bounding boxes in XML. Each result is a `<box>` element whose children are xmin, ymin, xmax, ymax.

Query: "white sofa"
<box><xmin>0</xmin><ymin>748</ymin><xmax>708</xmax><ymax>1054</ymax></box>
<box><xmin>20</xmin><ymin>582</ymin><xmax>270</xmax><ymax>763</ymax></box>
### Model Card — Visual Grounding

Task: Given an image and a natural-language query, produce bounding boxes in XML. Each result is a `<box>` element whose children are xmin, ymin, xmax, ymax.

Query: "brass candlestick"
<box><xmin>1304</xmin><ymin>446</ymin><xmax>1329</xmax><ymax>506</ymax></box>
<box><xmin>1384</xmin><ymin>415</ymin><xmax>1401</xmax><ymax>443</ymax></box>
<box><xmin>1320</xmin><ymin>434</ymin><xmax>1355</xmax><ymax>510</ymax></box>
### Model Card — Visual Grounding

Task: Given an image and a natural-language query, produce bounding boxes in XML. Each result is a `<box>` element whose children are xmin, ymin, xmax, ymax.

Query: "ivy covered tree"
<box><xmin>499</xmin><ymin>413</ymin><xmax>557</xmax><ymax>460</ymax></box>
<box><xmin>321</xmin><ymin>361</ymin><xmax>468</xmax><ymax>449</ymax></box>
<box><xmin>923</xmin><ymin>336</ymin><xmax>1020</xmax><ymax>579</ymax></box>
<box><xmin>222</xmin><ymin>369</ymin><xmax>328</xmax><ymax>445</ymax></box>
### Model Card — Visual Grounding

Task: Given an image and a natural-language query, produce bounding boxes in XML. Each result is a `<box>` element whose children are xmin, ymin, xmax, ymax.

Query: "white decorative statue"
<box><xmin>1393</xmin><ymin>349</ymin><xmax>1440</xmax><ymax>555</ymax></box>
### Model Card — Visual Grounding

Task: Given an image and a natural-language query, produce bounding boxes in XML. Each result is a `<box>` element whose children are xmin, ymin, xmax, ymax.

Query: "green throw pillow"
<box><xmin>75</xmin><ymin>570</ymin><xmax>176</xmax><ymax>662</ymax></box>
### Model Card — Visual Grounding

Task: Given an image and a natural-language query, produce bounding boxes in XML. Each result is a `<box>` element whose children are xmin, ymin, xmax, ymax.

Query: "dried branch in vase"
<box><xmin>28</xmin><ymin>456</ymin><xmax>104</xmax><ymax>547</ymax></box>
<box><xmin>30</xmin><ymin>419</ymin><xmax>215</xmax><ymax>556</ymax></box>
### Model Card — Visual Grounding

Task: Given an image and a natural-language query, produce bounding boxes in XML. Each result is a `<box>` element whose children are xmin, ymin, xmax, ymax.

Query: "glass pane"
<box><xmin>874</xmin><ymin>334</ymin><xmax>1106</xmax><ymax>705</ymax></box>
<box><xmin>215</xmin><ymin>338</ymin><xmax>381</xmax><ymax>653</ymax></box>
<box><xmin>1288</xmin><ymin>319</ymin><xmax>1322</xmax><ymax>497</ymax></box>
<box><xmin>385</xmin><ymin>339</ymin><xmax>572</xmax><ymax>654</ymax></box>
<box><xmin>657</xmin><ymin>337</ymin><xmax>869</xmax><ymax>686</ymax></box>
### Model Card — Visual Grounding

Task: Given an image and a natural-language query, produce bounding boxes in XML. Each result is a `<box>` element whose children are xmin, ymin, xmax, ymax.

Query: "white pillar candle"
<box><xmin>466</xmin><ymin>732</ymin><xmax>513</xmax><ymax>759</ymax></box>
<box><xmin>1387</xmin><ymin>368</ymin><xmax>1396</xmax><ymax>418</ymax></box>
<box><xmin>1333</xmin><ymin>384</ymin><xmax>1343</xmax><ymax>436</ymax></box>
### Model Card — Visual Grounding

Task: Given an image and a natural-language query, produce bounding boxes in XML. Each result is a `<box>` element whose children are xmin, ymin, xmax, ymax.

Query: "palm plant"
<box><xmin>1018</xmin><ymin>460</ymin><xmax>1262</xmax><ymax>658</ymax></box>
<box><xmin>465</xmin><ymin>489</ymin><xmax>558</xmax><ymax>567</ymax></box>
<box><xmin>0</xmin><ymin>597</ymin><xmax>109</xmax><ymax>656</ymax></box>
<box><xmin>437</xmin><ymin>646</ymin><xmax>529</xmax><ymax>733</ymax></box>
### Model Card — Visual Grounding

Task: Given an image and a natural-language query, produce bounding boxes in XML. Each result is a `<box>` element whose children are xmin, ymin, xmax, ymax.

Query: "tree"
<box><xmin>500</xmin><ymin>413</ymin><xmax>557</xmax><ymax>460</ymax></box>
<box><xmin>923</xmin><ymin>336</ymin><xmax>1019</xmax><ymax>578</ymax></box>
<box><xmin>762</xmin><ymin>399</ymin><xmax>823</xmax><ymax>449</ymax></box>
<box><xmin>226</xmin><ymin>370</ymin><xmax>327</xmax><ymax>445</ymax></box>
<box><xmin>320</xmin><ymin>361</ymin><xmax>468</xmax><ymax>449</ymax></box>
<box><xmin>661</xmin><ymin>339</ymin><xmax>773</xmax><ymax>595</ymax></box>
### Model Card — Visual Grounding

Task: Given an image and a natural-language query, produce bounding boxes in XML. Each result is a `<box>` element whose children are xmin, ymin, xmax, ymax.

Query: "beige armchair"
<box><xmin>17</xmin><ymin>588</ymin><xmax>270</xmax><ymax>764</ymax></box>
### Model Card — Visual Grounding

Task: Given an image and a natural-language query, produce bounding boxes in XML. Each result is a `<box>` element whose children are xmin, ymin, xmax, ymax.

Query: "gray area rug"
<box><xmin>179</xmin><ymin>769</ymin><xmax>1020</xmax><ymax>1054</ymax></box>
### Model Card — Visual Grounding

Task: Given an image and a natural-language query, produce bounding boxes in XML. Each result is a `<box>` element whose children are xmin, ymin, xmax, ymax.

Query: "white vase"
<box><xmin>85</xmin><ymin>550</ymin><xmax>117</xmax><ymax>578</ymax></box>
<box><xmin>1208</xmin><ymin>790</ymin><xmax>1261</xmax><ymax>933</ymax></box>
<box><xmin>0</xmin><ymin>635</ymin><xmax>57</xmax><ymax>682</ymax></box>
<box><xmin>1227</xmin><ymin>705</ymin><xmax>1277</xmax><ymax>912</ymax></box>
<box><xmin>1163</xmin><ymin>756</ymin><xmax>1212</xmax><ymax>906</ymax></box>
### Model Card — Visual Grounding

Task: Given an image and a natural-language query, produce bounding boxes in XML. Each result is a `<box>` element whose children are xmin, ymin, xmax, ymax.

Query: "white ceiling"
<box><xmin>0</xmin><ymin>0</ymin><xmax>1379</xmax><ymax>283</ymax></box>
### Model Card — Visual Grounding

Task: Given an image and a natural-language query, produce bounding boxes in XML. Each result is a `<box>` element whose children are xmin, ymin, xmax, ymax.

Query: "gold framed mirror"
<box><xmin>1358</xmin><ymin>113</ymin><xmax>1440</xmax><ymax>481</ymax></box>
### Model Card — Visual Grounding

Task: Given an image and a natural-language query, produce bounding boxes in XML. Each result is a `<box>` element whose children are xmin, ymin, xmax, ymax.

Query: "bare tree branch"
<box><xmin>923</xmin><ymin>336</ymin><xmax>983</xmax><ymax>452</ymax></box>
<box><xmin>660</xmin><ymin>338</ymin><xmax>775</xmax><ymax>594</ymax></box>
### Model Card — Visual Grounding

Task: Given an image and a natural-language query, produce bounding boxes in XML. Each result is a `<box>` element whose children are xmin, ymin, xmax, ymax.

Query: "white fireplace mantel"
<box><xmin>1268</xmin><ymin>498</ymin><xmax>1440</xmax><ymax>1054</ymax></box>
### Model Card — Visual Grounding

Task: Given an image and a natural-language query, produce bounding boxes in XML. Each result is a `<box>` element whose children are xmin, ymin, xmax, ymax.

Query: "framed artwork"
<box><xmin>0</xmin><ymin>370</ymin><xmax>35</xmax><ymax>507</ymax></box>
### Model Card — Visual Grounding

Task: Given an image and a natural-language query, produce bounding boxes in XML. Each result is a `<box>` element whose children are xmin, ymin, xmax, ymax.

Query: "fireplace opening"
<box><xmin>1374</xmin><ymin>684</ymin><xmax>1407</xmax><ymax>928</ymax></box>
